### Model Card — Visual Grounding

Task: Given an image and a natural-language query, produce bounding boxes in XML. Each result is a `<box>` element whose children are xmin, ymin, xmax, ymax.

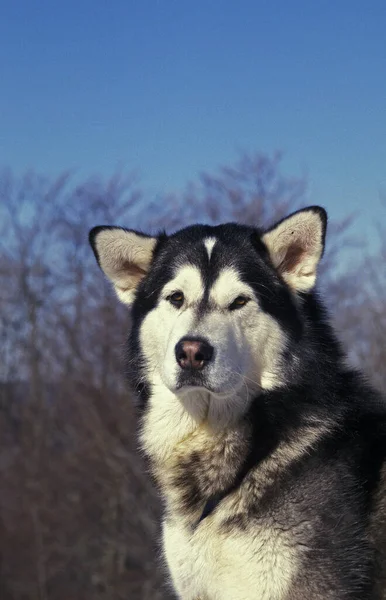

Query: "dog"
<box><xmin>89</xmin><ymin>206</ymin><xmax>386</xmax><ymax>599</ymax></box>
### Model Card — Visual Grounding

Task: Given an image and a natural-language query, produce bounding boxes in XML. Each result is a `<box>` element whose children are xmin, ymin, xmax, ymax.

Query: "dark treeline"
<box><xmin>0</xmin><ymin>153</ymin><xmax>384</xmax><ymax>599</ymax></box>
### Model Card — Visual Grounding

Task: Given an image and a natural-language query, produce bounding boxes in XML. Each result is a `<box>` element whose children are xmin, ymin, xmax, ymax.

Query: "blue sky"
<box><xmin>0</xmin><ymin>1</ymin><xmax>385</xmax><ymax>239</ymax></box>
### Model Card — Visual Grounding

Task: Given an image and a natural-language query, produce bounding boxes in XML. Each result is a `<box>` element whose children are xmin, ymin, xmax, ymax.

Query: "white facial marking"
<box><xmin>210</xmin><ymin>267</ymin><xmax>254</xmax><ymax>308</ymax></box>
<box><xmin>204</xmin><ymin>237</ymin><xmax>217</xmax><ymax>260</ymax></box>
<box><xmin>139</xmin><ymin>263</ymin><xmax>288</xmax><ymax>462</ymax></box>
<box><xmin>140</xmin><ymin>265</ymin><xmax>204</xmax><ymax>400</ymax></box>
<box><xmin>162</xmin><ymin>264</ymin><xmax>204</xmax><ymax>304</ymax></box>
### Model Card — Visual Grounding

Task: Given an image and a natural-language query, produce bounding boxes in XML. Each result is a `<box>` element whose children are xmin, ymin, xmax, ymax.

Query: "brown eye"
<box><xmin>169</xmin><ymin>291</ymin><xmax>184</xmax><ymax>308</ymax></box>
<box><xmin>229</xmin><ymin>296</ymin><xmax>250</xmax><ymax>310</ymax></box>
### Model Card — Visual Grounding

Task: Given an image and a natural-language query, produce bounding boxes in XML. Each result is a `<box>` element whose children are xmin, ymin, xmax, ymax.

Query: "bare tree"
<box><xmin>334</xmin><ymin>201</ymin><xmax>386</xmax><ymax>394</ymax></box>
<box><xmin>0</xmin><ymin>169</ymin><xmax>171</xmax><ymax>600</ymax></box>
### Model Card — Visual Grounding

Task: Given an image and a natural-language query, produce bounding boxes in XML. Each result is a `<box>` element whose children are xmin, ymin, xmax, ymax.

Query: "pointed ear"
<box><xmin>89</xmin><ymin>226</ymin><xmax>157</xmax><ymax>304</ymax></box>
<box><xmin>262</xmin><ymin>206</ymin><xmax>327</xmax><ymax>292</ymax></box>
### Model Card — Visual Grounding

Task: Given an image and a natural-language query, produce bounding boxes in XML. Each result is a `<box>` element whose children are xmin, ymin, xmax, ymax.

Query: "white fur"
<box><xmin>163</xmin><ymin>518</ymin><xmax>297</xmax><ymax>600</ymax></box>
<box><xmin>139</xmin><ymin>265</ymin><xmax>287</xmax><ymax>472</ymax></box>
<box><xmin>209</xmin><ymin>268</ymin><xmax>254</xmax><ymax>307</ymax></box>
<box><xmin>204</xmin><ymin>237</ymin><xmax>217</xmax><ymax>260</ymax></box>
<box><xmin>161</xmin><ymin>264</ymin><xmax>205</xmax><ymax>305</ymax></box>
<box><xmin>139</xmin><ymin>266</ymin><xmax>286</xmax><ymax>439</ymax></box>
<box><xmin>140</xmin><ymin>375</ymin><xmax>208</xmax><ymax>463</ymax></box>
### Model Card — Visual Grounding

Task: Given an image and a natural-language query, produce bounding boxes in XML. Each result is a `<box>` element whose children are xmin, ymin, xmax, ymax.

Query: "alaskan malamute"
<box><xmin>90</xmin><ymin>207</ymin><xmax>386</xmax><ymax>599</ymax></box>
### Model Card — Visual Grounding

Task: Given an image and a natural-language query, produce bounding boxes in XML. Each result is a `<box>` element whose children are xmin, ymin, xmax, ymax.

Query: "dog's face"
<box><xmin>90</xmin><ymin>207</ymin><xmax>326</xmax><ymax>416</ymax></box>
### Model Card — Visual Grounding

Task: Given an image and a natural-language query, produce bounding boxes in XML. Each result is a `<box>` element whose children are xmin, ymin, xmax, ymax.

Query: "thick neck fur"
<box><xmin>137</xmin><ymin>294</ymin><xmax>351</xmax><ymax>524</ymax></box>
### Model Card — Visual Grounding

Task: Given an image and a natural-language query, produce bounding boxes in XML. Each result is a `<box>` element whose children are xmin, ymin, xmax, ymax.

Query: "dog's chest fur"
<box><xmin>141</xmin><ymin>395</ymin><xmax>303</xmax><ymax>600</ymax></box>
<box><xmin>162</xmin><ymin>511</ymin><xmax>297</xmax><ymax>600</ymax></box>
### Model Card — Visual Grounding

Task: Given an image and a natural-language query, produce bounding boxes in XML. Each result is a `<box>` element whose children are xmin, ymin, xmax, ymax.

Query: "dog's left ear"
<box><xmin>262</xmin><ymin>206</ymin><xmax>327</xmax><ymax>292</ymax></box>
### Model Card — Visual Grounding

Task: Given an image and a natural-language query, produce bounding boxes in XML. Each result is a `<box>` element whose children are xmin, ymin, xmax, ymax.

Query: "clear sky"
<box><xmin>1</xmin><ymin>1</ymin><xmax>385</xmax><ymax>239</ymax></box>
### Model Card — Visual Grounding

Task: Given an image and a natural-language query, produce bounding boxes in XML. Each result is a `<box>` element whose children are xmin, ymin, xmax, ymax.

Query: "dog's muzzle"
<box><xmin>174</xmin><ymin>337</ymin><xmax>214</xmax><ymax>389</ymax></box>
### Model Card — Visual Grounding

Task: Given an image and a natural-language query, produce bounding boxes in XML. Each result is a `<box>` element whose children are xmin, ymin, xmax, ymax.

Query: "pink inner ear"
<box><xmin>115</xmin><ymin>260</ymin><xmax>147</xmax><ymax>292</ymax></box>
<box><xmin>121</xmin><ymin>260</ymin><xmax>147</xmax><ymax>277</ymax></box>
<box><xmin>277</xmin><ymin>242</ymin><xmax>305</xmax><ymax>273</ymax></box>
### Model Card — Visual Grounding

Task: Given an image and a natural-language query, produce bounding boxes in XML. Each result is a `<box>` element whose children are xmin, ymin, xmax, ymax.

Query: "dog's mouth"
<box><xmin>161</xmin><ymin>358</ymin><xmax>247</xmax><ymax>398</ymax></box>
<box><xmin>174</xmin><ymin>372</ymin><xmax>244</xmax><ymax>399</ymax></box>
<box><xmin>175</xmin><ymin>371</ymin><xmax>228</xmax><ymax>395</ymax></box>
<box><xmin>176</xmin><ymin>370</ymin><xmax>206</xmax><ymax>390</ymax></box>
<box><xmin>176</xmin><ymin>382</ymin><xmax>235</xmax><ymax>399</ymax></box>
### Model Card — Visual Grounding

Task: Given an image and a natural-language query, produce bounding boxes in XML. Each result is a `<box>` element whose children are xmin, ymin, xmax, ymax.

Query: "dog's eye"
<box><xmin>229</xmin><ymin>296</ymin><xmax>250</xmax><ymax>310</ymax></box>
<box><xmin>168</xmin><ymin>291</ymin><xmax>184</xmax><ymax>308</ymax></box>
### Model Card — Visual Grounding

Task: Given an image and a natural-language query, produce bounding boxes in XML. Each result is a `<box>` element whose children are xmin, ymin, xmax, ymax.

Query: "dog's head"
<box><xmin>89</xmin><ymin>207</ymin><xmax>327</xmax><ymax>417</ymax></box>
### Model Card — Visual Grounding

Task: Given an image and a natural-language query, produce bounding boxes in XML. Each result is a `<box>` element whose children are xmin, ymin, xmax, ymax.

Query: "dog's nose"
<box><xmin>175</xmin><ymin>338</ymin><xmax>214</xmax><ymax>370</ymax></box>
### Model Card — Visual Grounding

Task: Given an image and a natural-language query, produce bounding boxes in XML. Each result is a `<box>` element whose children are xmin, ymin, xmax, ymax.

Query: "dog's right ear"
<box><xmin>262</xmin><ymin>206</ymin><xmax>327</xmax><ymax>293</ymax></box>
<box><xmin>89</xmin><ymin>226</ymin><xmax>157</xmax><ymax>305</ymax></box>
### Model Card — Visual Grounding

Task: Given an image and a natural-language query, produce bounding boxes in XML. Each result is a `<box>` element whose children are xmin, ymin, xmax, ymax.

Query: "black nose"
<box><xmin>175</xmin><ymin>338</ymin><xmax>214</xmax><ymax>370</ymax></box>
